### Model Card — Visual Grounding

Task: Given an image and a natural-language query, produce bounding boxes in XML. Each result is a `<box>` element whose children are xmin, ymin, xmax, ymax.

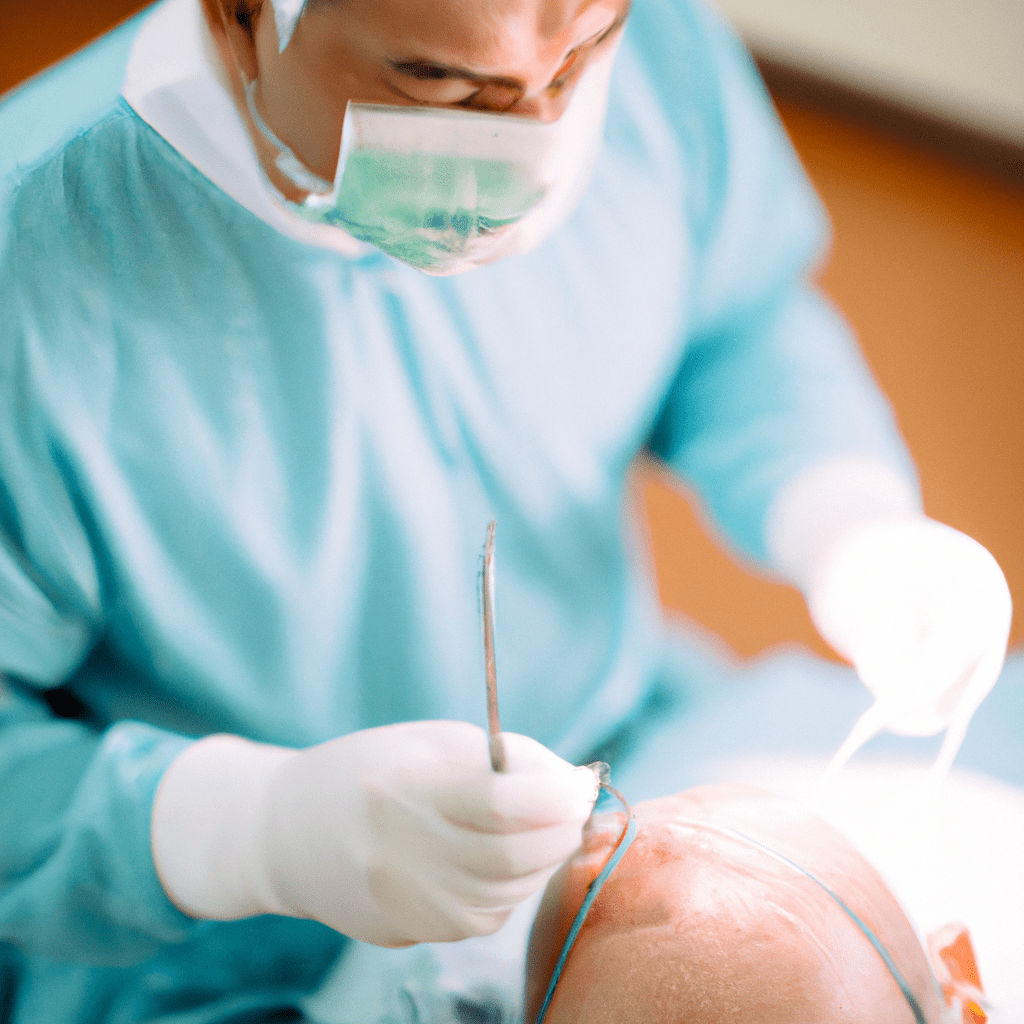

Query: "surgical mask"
<box><xmin>244</xmin><ymin>46</ymin><xmax>618</xmax><ymax>275</ymax></box>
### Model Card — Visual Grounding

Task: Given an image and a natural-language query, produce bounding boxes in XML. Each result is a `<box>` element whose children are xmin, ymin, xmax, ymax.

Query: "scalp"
<box><xmin>527</xmin><ymin>785</ymin><xmax>944</xmax><ymax>1024</ymax></box>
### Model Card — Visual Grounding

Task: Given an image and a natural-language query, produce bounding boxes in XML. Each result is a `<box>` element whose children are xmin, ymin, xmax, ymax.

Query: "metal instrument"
<box><xmin>481</xmin><ymin>520</ymin><xmax>506</xmax><ymax>772</ymax></box>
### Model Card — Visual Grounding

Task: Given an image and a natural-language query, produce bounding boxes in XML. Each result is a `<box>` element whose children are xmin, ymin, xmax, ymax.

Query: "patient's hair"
<box><xmin>526</xmin><ymin>784</ymin><xmax>945</xmax><ymax>1024</ymax></box>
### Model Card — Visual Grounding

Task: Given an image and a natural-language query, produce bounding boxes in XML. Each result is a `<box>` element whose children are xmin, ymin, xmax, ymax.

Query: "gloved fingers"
<box><xmin>418</xmin><ymin>903</ymin><xmax>518</xmax><ymax>942</ymax></box>
<box><xmin>363</xmin><ymin>719</ymin><xmax>494</xmax><ymax>773</ymax></box>
<box><xmin>369</xmin><ymin>851</ymin><xmax>557</xmax><ymax>936</ymax></box>
<box><xmin>443</xmin><ymin>817</ymin><xmax>589</xmax><ymax>882</ymax></box>
<box><xmin>811</xmin><ymin>517</ymin><xmax>1012</xmax><ymax>738</ymax></box>
<box><xmin>934</xmin><ymin>642</ymin><xmax>1007</xmax><ymax>728</ymax></box>
<box><xmin>437</xmin><ymin>874</ymin><xmax>557</xmax><ymax>932</ymax></box>
<box><xmin>326</xmin><ymin>723</ymin><xmax>597</xmax><ymax>833</ymax></box>
<box><xmin>403</xmin><ymin>854</ymin><xmax>561</xmax><ymax>913</ymax></box>
<box><xmin>428</xmin><ymin>758</ymin><xmax>598</xmax><ymax>835</ymax></box>
<box><xmin>455</xmin><ymin>904</ymin><xmax>518</xmax><ymax>938</ymax></box>
<box><xmin>368</xmin><ymin>866</ymin><xmax>519</xmax><ymax>943</ymax></box>
<box><xmin>498</xmin><ymin>731</ymin><xmax>587</xmax><ymax>773</ymax></box>
<box><xmin>811</xmin><ymin>518</ymin><xmax>1011</xmax><ymax>651</ymax></box>
<box><xmin>369</xmin><ymin>792</ymin><xmax>588</xmax><ymax>882</ymax></box>
<box><xmin>855</xmin><ymin>624</ymin><xmax>1008</xmax><ymax>736</ymax></box>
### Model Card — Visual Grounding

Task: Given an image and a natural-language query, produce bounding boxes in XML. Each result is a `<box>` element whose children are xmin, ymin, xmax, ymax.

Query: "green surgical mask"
<box><xmin>244</xmin><ymin>48</ymin><xmax>618</xmax><ymax>275</ymax></box>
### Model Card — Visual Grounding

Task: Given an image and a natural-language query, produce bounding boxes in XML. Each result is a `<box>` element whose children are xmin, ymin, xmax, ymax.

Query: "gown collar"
<box><xmin>121</xmin><ymin>0</ymin><xmax>367</xmax><ymax>257</ymax></box>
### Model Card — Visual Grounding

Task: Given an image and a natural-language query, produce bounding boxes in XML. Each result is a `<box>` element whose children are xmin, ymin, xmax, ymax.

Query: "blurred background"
<box><xmin>2</xmin><ymin>0</ymin><xmax>1021</xmax><ymax>662</ymax></box>
<box><xmin>719</xmin><ymin>0</ymin><xmax>1024</xmax><ymax>157</ymax></box>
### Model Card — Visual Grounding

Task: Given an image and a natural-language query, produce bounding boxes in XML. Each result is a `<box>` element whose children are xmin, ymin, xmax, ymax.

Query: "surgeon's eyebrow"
<box><xmin>389</xmin><ymin>60</ymin><xmax>521</xmax><ymax>89</ymax></box>
<box><xmin>587</xmin><ymin>6</ymin><xmax>630</xmax><ymax>48</ymax></box>
<box><xmin>389</xmin><ymin>4</ymin><xmax>630</xmax><ymax>90</ymax></box>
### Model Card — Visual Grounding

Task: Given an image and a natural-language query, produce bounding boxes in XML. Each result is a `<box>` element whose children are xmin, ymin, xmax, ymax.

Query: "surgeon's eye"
<box><xmin>399</xmin><ymin>63</ymin><xmax>449</xmax><ymax>80</ymax></box>
<box><xmin>391</xmin><ymin>63</ymin><xmax>482</xmax><ymax>105</ymax></box>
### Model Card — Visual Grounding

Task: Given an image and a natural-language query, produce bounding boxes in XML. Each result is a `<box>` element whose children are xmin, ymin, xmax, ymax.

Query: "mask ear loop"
<box><xmin>535</xmin><ymin>765</ymin><xmax>637</xmax><ymax>1024</ymax></box>
<box><xmin>243</xmin><ymin>79</ymin><xmax>335</xmax><ymax>195</ymax></box>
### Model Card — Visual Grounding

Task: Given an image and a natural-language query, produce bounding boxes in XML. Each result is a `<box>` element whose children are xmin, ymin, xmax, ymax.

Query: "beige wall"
<box><xmin>715</xmin><ymin>0</ymin><xmax>1024</xmax><ymax>146</ymax></box>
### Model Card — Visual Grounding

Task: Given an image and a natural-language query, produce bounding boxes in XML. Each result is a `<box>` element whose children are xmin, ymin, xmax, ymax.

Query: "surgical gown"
<box><xmin>0</xmin><ymin>0</ymin><xmax>920</xmax><ymax>1019</ymax></box>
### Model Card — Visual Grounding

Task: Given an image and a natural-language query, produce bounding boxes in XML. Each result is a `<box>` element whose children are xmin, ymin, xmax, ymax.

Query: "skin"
<box><xmin>526</xmin><ymin>785</ymin><xmax>947</xmax><ymax>1024</ymax></box>
<box><xmin>201</xmin><ymin>0</ymin><xmax>630</xmax><ymax>201</ymax></box>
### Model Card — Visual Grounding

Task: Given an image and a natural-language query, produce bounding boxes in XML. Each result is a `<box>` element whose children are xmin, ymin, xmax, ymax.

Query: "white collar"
<box><xmin>121</xmin><ymin>0</ymin><xmax>367</xmax><ymax>257</ymax></box>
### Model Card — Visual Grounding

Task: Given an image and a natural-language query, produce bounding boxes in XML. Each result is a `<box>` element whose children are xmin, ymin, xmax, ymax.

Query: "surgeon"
<box><xmin>0</xmin><ymin>0</ymin><xmax>1012</xmax><ymax>1019</ymax></box>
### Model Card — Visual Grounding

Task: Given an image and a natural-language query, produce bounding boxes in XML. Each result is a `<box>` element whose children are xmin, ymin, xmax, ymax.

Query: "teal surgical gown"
<box><xmin>0</xmin><ymin>0</ymin><xmax>918</xmax><ymax>1019</ymax></box>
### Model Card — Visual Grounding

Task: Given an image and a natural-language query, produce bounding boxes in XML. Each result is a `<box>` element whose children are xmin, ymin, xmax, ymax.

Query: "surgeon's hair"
<box><xmin>204</xmin><ymin>0</ymin><xmax>342</xmax><ymax>42</ymax></box>
<box><xmin>200</xmin><ymin>0</ymin><xmax>266</xmax><ymax>41</ymax></box>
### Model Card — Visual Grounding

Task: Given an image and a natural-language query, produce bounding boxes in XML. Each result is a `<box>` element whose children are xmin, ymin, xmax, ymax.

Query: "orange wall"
<box><xmin>0</xmin><ymin>1</ymin><xmax>149</xmax><ymax>97</ymax></box>
<box><xmin>4</xmin><ymin>3</ymin><xmax>1022</xmax><ymax>660</ymax></box>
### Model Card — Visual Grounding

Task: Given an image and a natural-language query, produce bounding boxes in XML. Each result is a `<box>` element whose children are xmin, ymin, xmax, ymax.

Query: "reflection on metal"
<box><xmin>481</xmin><ymin>519</ymin><xmax>506</xmax><ymax>772</ymax></box>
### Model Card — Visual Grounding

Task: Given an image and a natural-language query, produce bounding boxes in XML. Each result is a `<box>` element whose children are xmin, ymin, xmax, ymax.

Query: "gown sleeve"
<box><xmin>0</xmin><ymin>174</ymin><xmax>200</xmax><ymax>966</ymax></box>
<box><xmin>642</xmin><ymin>0</ymin><xmax>918</xmax><ymax>566</ymax></box>
<box><xmin>0</xmin><ymin>679</ymin><xmax>197</xmax><ymax>964</ymax></box>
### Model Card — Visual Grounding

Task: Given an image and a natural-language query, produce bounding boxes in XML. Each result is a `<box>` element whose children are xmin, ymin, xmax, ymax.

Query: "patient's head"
<box><xmin>526</xmin><ymin>784</ymin><xmax>946</xmax><ymax>1024</ymax></box>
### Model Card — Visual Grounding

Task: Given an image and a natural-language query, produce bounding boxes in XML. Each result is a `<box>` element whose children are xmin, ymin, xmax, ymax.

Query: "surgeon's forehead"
<box><xmin>324</xmin><ymin>0</ymin><xmax>627</xmax><ymax>73</ymax></box>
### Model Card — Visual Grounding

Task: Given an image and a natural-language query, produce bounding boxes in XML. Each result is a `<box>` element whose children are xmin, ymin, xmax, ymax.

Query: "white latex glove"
<box><xmin>151</xmin><ymin>721</ymin><xmax>599</xmax><ymax>947</ymax></box>
<box><xmin>807</xmin><ymin>516</ymin><xmax>1012</xmax><ymax>774</ymax></box>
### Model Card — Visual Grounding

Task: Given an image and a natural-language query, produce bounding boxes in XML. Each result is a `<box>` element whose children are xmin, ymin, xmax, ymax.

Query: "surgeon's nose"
<box><xmin>456</xmin><ymin>79</ymin><xmax>523</xmax><ymax>113</ymax></box>
<box><xmin>460</xmin><ymin>85</ymin><xmax>566</xmax><ymax>123</ymax></box>
<box><xmin>456</xmin><ymin>65</ymin><xmax>575</xmax><ymax>122</ymax></box>
<box><xmin>508</xmin><ymin>90</ymin><xmax>570</xmax><ymax>122</ymax></box>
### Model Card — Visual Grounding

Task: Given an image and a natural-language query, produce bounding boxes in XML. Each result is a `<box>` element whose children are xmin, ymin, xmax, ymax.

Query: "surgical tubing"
<box><xmin>536</xmin><ymin>784</ymin><xmax>637</xmax><ymax>1023</ymax></box>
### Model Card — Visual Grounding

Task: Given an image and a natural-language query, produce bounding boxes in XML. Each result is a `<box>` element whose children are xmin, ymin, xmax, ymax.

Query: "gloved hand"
<box><xmin>151</xmin><ymin>721</ymin><xmax>599</xmax><ymax>947</ymax></box>
<box><xmin>806</xmin><ymin>516</ymin><xmax>1012</xmax><ymax>772</ymax></box>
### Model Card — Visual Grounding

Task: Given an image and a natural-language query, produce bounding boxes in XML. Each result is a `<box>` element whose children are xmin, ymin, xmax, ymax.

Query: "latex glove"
<box><xmin>151</xmin><ymin>721</ymin><xmax>599</xmax><ymax>947</ymax></box>
<box><xmin>807</xmin><ymin>516</ymin><xmax>1012</xmax><ymax>774</ymax></box>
